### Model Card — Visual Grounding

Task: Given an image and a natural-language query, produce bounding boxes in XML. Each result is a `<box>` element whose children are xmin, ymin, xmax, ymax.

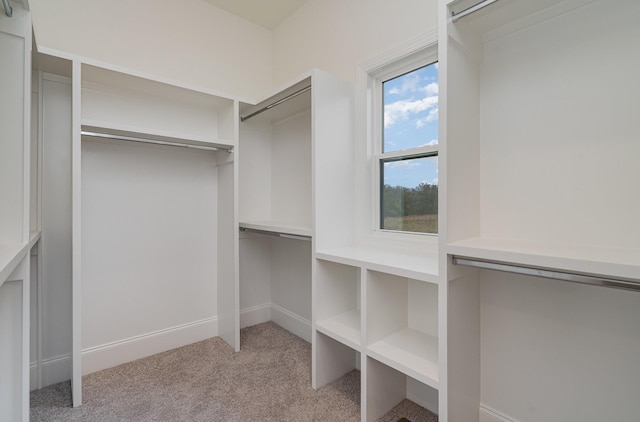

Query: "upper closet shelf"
<box><xmin>239</xmin><ymin>221</ymin><xmax>312</xmax><ymax>239</ymax></box>
<box><xmin>448</xmin><ymin>238</ymin><xmax>640</xmax><ymax>281</ymax></box>
<box><xmin>0</xmin><ymin>243</ymin><xmax>28</xmax><ymax>286</ymax></box>
<box><xmin>81</xmin><ymin>123</ymin><xmax>234</xmax><ymax>152</ymax></box>
<box><xmin>316</xmin><ymin>245</ymin><xmax>439</xmax><ymax>283</ymax></box>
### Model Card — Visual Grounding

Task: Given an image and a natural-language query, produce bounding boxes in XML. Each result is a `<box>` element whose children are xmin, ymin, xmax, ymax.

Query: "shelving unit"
<box><xmin>239</xmin><ymin>75</ymin><xmax>312</xmax><ymax>235</ymax></box>
<box><xmin>314</xmin><ymin>259</ymin><xmax>361</xmax><ymax>349</ymax></box>
<box><xmin>237</xmin><ymin>70</ymin><xmax>355</xmax><ymax>346</ymax></box>
<box><xmin>237</xmin><ymin>75</ymin><xmax>314</xmax><ymax>343</ymax></box>
<box><xmin>72</xmin><ymin>61</ymin><xmax>238</xmax><ymax>407</ymax></box>
<box><xmin>0</xmin><ymin>4</ymin><xmax>33</xmax><ymax>421</ymax></box>
<box><xmin>443</xmin><ymin>0</ymin><xmax>640</xmax><ymax>276</ymax></box>
<box><xmin>366</xmin><ymin>271</ymin><xmax>439</xmax><ymax>388</ymax></box>
<box><xmin>441</xmin><ymin>0</ymin><xmax>640</xmax><ymax>420</ymax></box>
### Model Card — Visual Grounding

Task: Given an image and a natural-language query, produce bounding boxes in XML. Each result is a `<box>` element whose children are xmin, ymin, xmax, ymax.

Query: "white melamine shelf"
<box><xmin>368</xmin><ymin>328</ymin><xmax>439</xmax><ymax>389</ymax></box>
<box><xmin>315</xmin><ymin>309</ymin><xmax>361</xmax><ymax>350</ymax></box>
<box><xmin>0</xmin><ymin>243</ymin><xmax>28</xmax><ymax>286</ymax></box>
<box><xmin>448</xmin><ymin>237</ymin><xmax>640</xmax><ymax>281</ymax></box>
<box><xmin>29</xmin><ymin>230</ymin><xmax>42</xmax><ymax>248</ymax></box>
<box><xmin>81</xmin><ymin>120</ymin><xmax>235</xmax><ymax>150</ymax></box>
<box><xmin>316</xmin><ymin>245</ymin><xmax>439</xmax><ymax>283</ymax></box>
<box><xmin>240</xmin><ymin>221</ymin><xmax>312</xmax><ymax>238</ymax></box>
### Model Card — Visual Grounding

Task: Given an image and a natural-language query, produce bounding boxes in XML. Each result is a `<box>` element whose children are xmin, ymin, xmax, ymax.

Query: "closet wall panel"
<box><xmin>40</xmin><ymin>75</ymin><xmax>73</xmax><ymax>386</ymax></box>
<box><xmin>80</xmin><ymin>139</ymin><xmax>218</xmax><ymax>373</ymax></box>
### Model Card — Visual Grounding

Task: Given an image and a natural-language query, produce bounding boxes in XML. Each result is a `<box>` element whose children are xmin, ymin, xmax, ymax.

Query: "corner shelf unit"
<box><xmin>313</xmin><ymin>249</ymin><xmax>441</xmax><ymax>421</ymax></box>
<box><xmin>72</xmin><ymin>61</ymin><xmax>239</xmax><ymax>408</ymax></box>
<box><xmin>443</xmin><ymin>0</ymin><xmax>640</xmax><ymax>280</ymax></box>
<box><xmin>442</xmin><ymin>0</ymin><xmax>640</xmax><ymax>420</ymax></box>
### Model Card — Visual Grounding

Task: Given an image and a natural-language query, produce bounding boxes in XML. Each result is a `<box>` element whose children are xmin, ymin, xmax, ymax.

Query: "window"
<box><xmin>376</xmin><ymin>61</ymin><xmax>439</xmax><ymax>234</ymax></box>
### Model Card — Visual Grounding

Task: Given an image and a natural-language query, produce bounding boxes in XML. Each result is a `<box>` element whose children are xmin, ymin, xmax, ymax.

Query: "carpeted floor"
<box><xmin>30</xmin><ymin>322</ymin><xmax>437</xmax><ymax>421</ymax></box>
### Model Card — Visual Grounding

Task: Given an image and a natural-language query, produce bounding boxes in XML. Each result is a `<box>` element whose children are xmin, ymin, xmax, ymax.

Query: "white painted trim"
<box><xmin>34</xmin><ymin>45</ymin><xmax>247</xmax><ymax>104</ymax></box>
<box><xmin>30</xmin><ymin>354</ymin><xmax>72</xmax><ymax>391</ymax></box>
<box><xmin>359</xmin><ymin>30</ymin><xmax>438</xmax><ymax>74</ymax></box>
<box><xmin>480</xmin><ymin>404</ymin><xmax>521</xmax><ymax>422</ymax></box>
<box><xmin>240</xmin><ymin>303</ymin><xmax>272</xmax><ymax>329</ymax></box>
<box><xmin>240</xmin><ymin>303</ymin><xmax>312</xmax><ymax>343</ymax></box>
<box><xmin>271</xmin><ymin>303</ymin><xmax>312</xmax><ymax>343</ymax></box>
<box><xmin>81</xmin><ymin>316</ymin><xmax>217</xmax><ymax>375</ymax></box>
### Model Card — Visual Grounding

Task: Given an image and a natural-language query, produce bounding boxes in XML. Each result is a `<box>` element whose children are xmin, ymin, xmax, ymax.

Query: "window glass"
<box><xmin>381</xmin><ymin>155</ymin><xmax>438</xmax><ymax>233</ymax></box>
<box><xmin>383</xmin><ymin>63</ymin><xmax>439</xmax><ymax>153</ymax></box>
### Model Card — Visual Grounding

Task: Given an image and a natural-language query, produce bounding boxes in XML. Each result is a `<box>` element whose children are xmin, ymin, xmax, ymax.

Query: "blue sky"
<box><xmin>383</xmin><ymin>63</ymin><xmax>438</xmax><ymax>188</ymax></box>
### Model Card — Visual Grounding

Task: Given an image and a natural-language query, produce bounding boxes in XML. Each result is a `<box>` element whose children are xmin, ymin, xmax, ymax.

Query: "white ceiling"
<box><xmin>203</xmin><ymin>0</ymin><xmax>308</xmax><ymax>30</ymax></box>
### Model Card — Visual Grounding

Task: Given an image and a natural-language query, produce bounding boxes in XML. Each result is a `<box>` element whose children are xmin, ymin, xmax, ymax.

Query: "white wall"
<box><xmin>273</xmin><ymin>0</ymin><xmax>438</xmax><ymax>87</ymax></box>
<box><xmin>28</xmin><ymin>0</ymin><xmax>273</xmax><ymax>101</ymax></box>
<box><xmin>481</xmin><ymin>271</ymin><xmax>640</xmax><ymax>421</ymax></box>
<box><xmin>39</xmin><ymin>75</ymin><xmax>73</xmax><ymax>386</ymax></box>
<box><xmin>80</xmin><ymin>138</ymin><xmax>219</xmax><ymax>374</ymax></box>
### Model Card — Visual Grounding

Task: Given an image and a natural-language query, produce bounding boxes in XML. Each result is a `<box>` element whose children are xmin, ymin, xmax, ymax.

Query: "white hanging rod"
<box><xmin>239</xmin><ymin>227</ymin><xmax>311</xmax><ymax>242</ymax></box>
<box><xmin>451</xmin><ymin>0</ymin><xmax>500</xmax><ymax>22</ymax></box>
<box><xmin>452</xmin><ymin>256</ymin><xmax>640</xmax><ymax>292</ymax></box>
<box><xmin>81</xmin><ymin>130</ymin><xmax>233</xmax><ymax>153</ymax></box>
<box><xmin>240</xmin><ymin>85</ymin><xmax>311</xmax><ymax>123</ymax></box>
<box><xmin>2</xmin><ymin>0</ymin><xmax>12</xmax><ymax>17</ymax></box>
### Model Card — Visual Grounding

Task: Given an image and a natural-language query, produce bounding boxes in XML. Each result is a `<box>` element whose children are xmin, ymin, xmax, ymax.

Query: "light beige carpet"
<box><xmin>31</xmin><ymin>322</ymin><xmax>437</xmax><ymax>421</ymax></box>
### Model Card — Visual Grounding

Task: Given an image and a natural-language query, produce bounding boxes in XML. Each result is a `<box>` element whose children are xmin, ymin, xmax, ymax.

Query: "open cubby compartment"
<box><xmin>314</xmin><ymin>330</ymin><xmax>361</xmax><ymax>393</ymax></box>
<box><xmin>239</xmin><ymin>232</ymin><xmax>312</xmax><ymax>342</ymax></box>
<box><xmin>365</xmin><ymin>357</ymin><xmax>439</xmax><ymax>422</ymax></box>
<box><xmin>314</xmin><ymin>258</ymin><xmax>362</xmax><ymax>350</ymax></box>
<box><xmin>444</xmin><ymin>0</ymin><xmax>640</xmax><ymax>277</ymax></box>
<box><xmin>366</xmin><ymin>270</ymin><xmax>439</xmax><ymax>389</ymax></box>
<box><xmin>80</xmin><ymin>64</ymin><xmax>236</xmax><ymax>148</ymax></box>
<box><xmin>238</xmin><ymin>76</ymin><xmax>312</xmax><ymax>235</ymax></box>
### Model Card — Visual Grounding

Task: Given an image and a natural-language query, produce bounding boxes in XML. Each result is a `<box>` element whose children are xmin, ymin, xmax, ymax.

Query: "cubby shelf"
<box><xmin>316</xmin><ymin>245</ymin><xmax>439</xmax><ymax>283</ymax></box>
<box><xmin>368</xmin><ymin>328</ymin><xmax>439</xmax><ymax>389</ymax></box>
<box><xmin>239</xmin><ymin>221</ymin><xmax>312</xmax><ymax>238</ymax></box>
<box><xmin>448</xmin><ymin>238</ymin><xmax>640</xmax><ymax>281</ymax></box>
<box><xmin>315</xmin><ymin>309</ymin><xmax>361</xmax><ymax>350</ymax></box>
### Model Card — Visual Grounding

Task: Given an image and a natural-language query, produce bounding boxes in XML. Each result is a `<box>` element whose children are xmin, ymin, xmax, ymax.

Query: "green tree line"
<box><xmin>382</xmin><ymin>182</ymin><xmax>438</xmax><ymax>218</ymax></box>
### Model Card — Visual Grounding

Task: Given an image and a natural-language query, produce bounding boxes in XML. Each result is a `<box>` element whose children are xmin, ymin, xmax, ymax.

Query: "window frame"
<box><xmin>371</xmin><ymin>48</ymin><xmax>439</xmax><ymax>238</ymax></box>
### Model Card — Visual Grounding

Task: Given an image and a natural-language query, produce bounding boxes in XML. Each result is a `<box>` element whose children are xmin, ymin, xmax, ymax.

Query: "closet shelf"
<box><xmin>239</xmin><ymin>221</ymin><xmax>312</xmax><ymax>238</ymax></box>
<box><xmin>81</xmin><ymin>120</ymin><xmax>235</xmax><ymax>151</ymax></box>
<box><xmin>29</xmin><ymin>230</ymin><xmax>42</xmax><ymax>249</ymax></box>
<box><xmin>316</xmin><ymin>245</ymin><xmax>439</xmax><ymax>283</ymax></box>
<box><xmin>0</xmin><ymin>242</ymin><xmax>28</xmax><ymax>286</ymax></box>
<box><xmin>367</xmin><ymin>328</ymin><xmax>439</xmax><ymax>389</ymax></box>
<box><xmin>315</xmin><ymin>309</ymin><xmax>361</xmax><ymax>350</ymax></box>
<box><xmin>448</xmin><ymin>237</ymin><xmax>640</xmax><ymax>281</ymax></box>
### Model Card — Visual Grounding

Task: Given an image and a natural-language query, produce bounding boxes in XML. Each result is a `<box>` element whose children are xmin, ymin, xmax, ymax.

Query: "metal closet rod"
<box><xmin>452</xmin><ymin>256</ymin><xmax>640</xmax><ymax>292</ymax></box>
<box><xmin>81</xmin><ymin>130</ymin><xmax>233</xmax><ymax>153</ymax></box>
<box><xmin>2</xmin><ymin>0</ymin><xmax>12</xmax><ymax>17</ymax></box>
<box><xmin>240</xmin><ymin>85</ymin><xmax>311</xmax><ymax>123</ymax></box>
<box><xmin>451</xmin><ymin>0</ymin><xmax>500</xmax><ymax>22</ymax></box>
<box><xmin>239</xmin><ymin>227</ymin><xmax>311</xmax><ymax>242</ymax></box>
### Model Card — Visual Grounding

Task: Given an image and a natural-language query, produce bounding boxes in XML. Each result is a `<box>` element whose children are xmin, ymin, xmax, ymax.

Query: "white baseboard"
<box><xmin>30</xmin><ymin>354</ymin><xmax>72</xmax><ymax>391</ymax></box>
<box><xmin>271</xmin><ymin>303</ymin><xmax>312</xmax><ymax>343</ymax></box>
<box><xmin>240</xmin><ymin>302</ymin><xmax>311</xmax><ymax>343</ymax></box>
<box><xmin>240</xmin><ymin>304</ymin><xmax>272</xmax><ymax>329</ymax></box>
<box><xmin>480</xmin><ymin>404</ymin><xmax>520</xmax><ymax>422</ymax></box>
<box><xmin>81</xmin><ymin>316</ymin><xmax>218</xmax><ymax>375</ymax></box>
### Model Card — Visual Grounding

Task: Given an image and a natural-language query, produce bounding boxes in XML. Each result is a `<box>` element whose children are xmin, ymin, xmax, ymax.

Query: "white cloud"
<box><xmin>419</xmin><ymin>139</ymin><xmax>438</xmax><ymax>147</ymax></box>
<box><xmin>415</xmin><ymin>107</ymin><xmax>439</xmax><ymax>128</ymax></box>
<box><xmin>388</xmin><ymin>74</ymin><xmax>421</xmax><ymax>96</ymax></box>
<box><xmin>385</xmin><ymin>95</ymin><xmax>438</xmax><ymax>128</ymax></box>
<box><xmin>422</xmin><ymin>82</ymin><xmax>438</xmax><ymax>96</ymax></box>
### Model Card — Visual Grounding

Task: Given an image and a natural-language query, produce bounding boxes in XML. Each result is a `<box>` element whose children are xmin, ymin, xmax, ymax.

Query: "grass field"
<box><xmin>383</xmin><ymin>214</ymin><xmax>438</xmax><ymax>234</ymax></box>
